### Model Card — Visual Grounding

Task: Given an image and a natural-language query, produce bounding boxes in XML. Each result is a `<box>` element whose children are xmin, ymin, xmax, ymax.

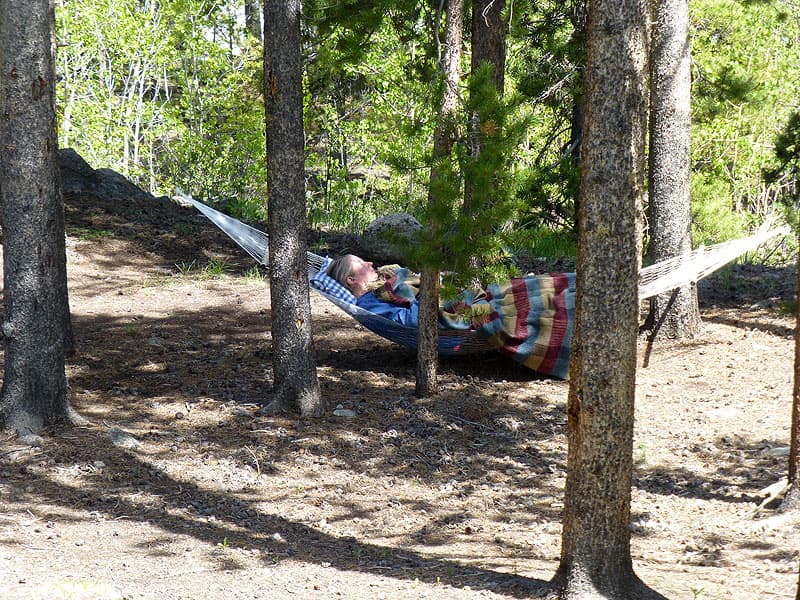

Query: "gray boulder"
<box><xmin>94</xmin><ymin>167</ymin><xmax>155</xmax><ymax>202</ymax></box>
<box><xmin>58</xmin><ymin>148</ymin><xmax>99</xmax><ymax>195</ymax></box>
<box><xmin>361</xmin><ymin>213</ymin><xmax>422</xmax><ymax>264</ymax></box>
<box><xmin>58</xmin><ymin>148</ymin><xmax>158</xmax><ymax>203</ymax></box>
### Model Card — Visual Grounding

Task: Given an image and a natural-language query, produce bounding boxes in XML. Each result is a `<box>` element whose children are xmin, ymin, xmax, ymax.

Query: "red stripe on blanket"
<box><xmin>536</xmin><ymin>272</ymin><xmax>571</xmax><ymax>375</ymax></box>
<box><xmin>511</xmin><ymin>277</ymin><xmax>531</xmax><ymax>339</ymax></box>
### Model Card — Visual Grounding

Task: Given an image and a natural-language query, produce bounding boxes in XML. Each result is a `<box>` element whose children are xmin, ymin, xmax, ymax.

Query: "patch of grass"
<box><xmin>139</xmin><ymin>275</ymin><xmax>173</xmax><ymax>288</ymax></box>
<box><xmin>174</xmin><ymin>258</ymin><xmax>233</xmax><ymax>280</ymax></box>
<box><xmin>245</xmin><ymin>265</ymin><xmax>267</xmax><ymax>282</ymax></box>
<box><xmin>174</xmin><ymin>259</ymin><xmax>201</xmax><ymax>277</ymax></box>
<box><xmin>204</xmin><ymin>257</ymin><xmax>233</xmax><ymax>278</ymax></box>
<box><xmin>779</xmin><ymin>299</ymin><xmax>797</xmax><ymax>315</ymax></box>
<box><xmin>68</xmin><ymin>226</ymin><xmax>114</xmax><ymax>241</ymax></box>
<box><xmin>634</xmin><ymin>442</ymin><xmax>648</xmax><ymax>466</ymax></box>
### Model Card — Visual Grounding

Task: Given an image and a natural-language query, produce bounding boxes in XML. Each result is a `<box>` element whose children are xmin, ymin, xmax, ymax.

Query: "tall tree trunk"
<box><xmin>263</xmin><ymin>0</ymin><xmax>323</xmax><ymax>417</ymax></box>
<box><xmin>646</xmin><ymin>0</ymin><xmax>699</xmax><ymax>340</ymax></box>
<box><xmin>415</xmin><ymin>269</ymin><xmax>440</xmax><ymax>397</ymax></box>
<box><xmin>0</xmin><ymin>0</ymin><xmax>76</xmax><ymax>440</ymax></box>
<box><xmin>245</xmin><ymin>0</ymin><xmax>262</xmax><ymax>41</ymax></box>
<box><xmin>470</xmin><ymin>0</ymin><xmax>505</xmax><ymax>92</ymax></box>
<box><xmin>786</xmin><ymin>237</ymin><xmax>800</xmax><ymax>509</ymax></box>
<box><xmin>567</xmin><ymin>0</ymin><xmax>587</xmax><ymax>161</ymax></box>
<box><xmin>462</xmin><ymin>0</ymin><xmax>506</xmax><ymax>252</ymax></box>
<box><xmin>566</xmin><ymin>0</ymin><xmax>587</xmax><ymax>233</ymax></box>
<box><xmin>417</xmin><ymin>0</ymin><xmax>464</xmax><ymax>398</ymax></box>
<box><xmin>551</xmin><ymin>0</ymin><xmax>665</xmax><ymax>598</ymax></box>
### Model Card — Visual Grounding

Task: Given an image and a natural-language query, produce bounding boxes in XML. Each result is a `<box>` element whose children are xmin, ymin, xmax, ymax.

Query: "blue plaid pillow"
<box><xmin>310</xmin><ymin>257</ymin><xmax>357</xmax><ymax>304</ymax></box>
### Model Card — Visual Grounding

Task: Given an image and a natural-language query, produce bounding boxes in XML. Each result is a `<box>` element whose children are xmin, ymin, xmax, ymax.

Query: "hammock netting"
<box><xmin>176</xmin><ymin>193</ymin><xmax>788</xmax><ymax>371</ymax></box>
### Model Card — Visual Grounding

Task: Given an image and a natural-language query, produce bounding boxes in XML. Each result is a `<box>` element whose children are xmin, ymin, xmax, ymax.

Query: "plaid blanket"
<box><xmin>374</xmin><ymin>268</ymin><xmax>576</xmax><ymax>378</ymax></box>
<box><xmin>372</xmin><ymin>266</ymin><xmax>419</xmax><ymax>306</ymax></box>
<box><xmin>477</xmin><ymin>273</ymin><xmax>575</xmax><ymax>379</ymax></box>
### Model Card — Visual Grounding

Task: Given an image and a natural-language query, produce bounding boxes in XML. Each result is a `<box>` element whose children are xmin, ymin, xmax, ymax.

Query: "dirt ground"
<box><xmin>0</xmin><ymin>190</ymin><xmax>798</xmax><ymax>600</ymax></box>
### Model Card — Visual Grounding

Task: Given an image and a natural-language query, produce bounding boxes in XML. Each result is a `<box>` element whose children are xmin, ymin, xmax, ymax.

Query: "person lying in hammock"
<box><xmin>324</xmin><ymin>253</ymin><xmax>576</xmax><ymax>379</ymax></box>
<box><xmin>325</xmin><ymin>254</ymin><xmax>419</xmax><ymax>326</ymax></box>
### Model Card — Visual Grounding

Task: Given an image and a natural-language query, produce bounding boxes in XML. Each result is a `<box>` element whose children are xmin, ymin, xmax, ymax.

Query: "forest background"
<box><xmin>54</xmin><ymin>0</ymin><xmax>800</xmax><ymax>262</ymax></box>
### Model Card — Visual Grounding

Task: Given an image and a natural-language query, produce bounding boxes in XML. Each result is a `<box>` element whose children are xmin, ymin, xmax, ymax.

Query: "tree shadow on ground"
<box><xmin>0</xmin><ymin>294</ymin><xmax>576</xmax><ymax>596</ymax></box>
<box><xmin>698</xmin><ymin>263</ymin><xmax>796</xmax><ymax>308</ymax></box>
<box><xmin>1</xmin><ymin>423</ymin><xmax>550</xmax><ymax>598</ymax></box>
<box><xmin>634</xmin><ymin>434</ymin><xmax>786</xmax><ymax>504</ymax></box>
<box><xmin>701</xmin><ymin>310</ymin><xmax>794</xmax><ymax>338</ymax></box>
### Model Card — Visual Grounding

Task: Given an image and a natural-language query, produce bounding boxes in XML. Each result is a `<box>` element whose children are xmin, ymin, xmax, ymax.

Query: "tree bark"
<box><xmin>263</xmin><ymin>0</ymin><xmax>323</xmax><ymax>417</ymax></box>
<box><xmin>646</xmin><ymin>0</ymin><xmax>700</xmax><ymax>340</ymax></box>
<box><xmin>786</xmin><ymin>236</ymin><xmax>800</xmax><ymax>509</ymax></box>
<box><xmin>0</xmin><ymin>0</ymin><xmax>75</xmax><ymax>439</ymax></box>
<box><xmin>470</xmin><ymin>0</ymin><xmax>505</xmax><ymax>93</ymax></box>
<box><xmin>415</xmin><ymin>269</ymin><xmax>440</xmax><ymax>398</ymax></box>
<box><xmin>245</xmin><ymin>0</ymin><xmax>262</xmax><ymax>41</ymax></box>
<box><xmin>416</xmin><ymin>0</ymin><xmax>464</xmax><ymax>398</ymax></box>
<box><xmin>550</xmin><ymin>0</ymin><xmax>665</xmax><ymax>597</ymax></box>
<box><xmin>463</xmin><ymin>0</ymin><xmax>506</xmax><ymax>256</ymax></box>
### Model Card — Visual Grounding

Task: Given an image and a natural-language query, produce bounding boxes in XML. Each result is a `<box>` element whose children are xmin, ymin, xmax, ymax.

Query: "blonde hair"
<box><xmin>326</xmin><ymin>255</ymin><xmax>354</xmax><ymax>289</ymax></box>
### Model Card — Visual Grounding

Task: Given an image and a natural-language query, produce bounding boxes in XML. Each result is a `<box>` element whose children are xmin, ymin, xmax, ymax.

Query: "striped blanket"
<box><xmin>375</xmin><ymin>268</ymin><xmax>576</xmax><ymax>379</ymax></box>
<box><xmin>476</xmin><ymin>273</ymin><xmax>576</xmax><ymax>379</ymax></box>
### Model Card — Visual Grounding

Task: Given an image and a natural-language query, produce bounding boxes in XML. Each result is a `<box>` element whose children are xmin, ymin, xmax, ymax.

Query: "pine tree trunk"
<box><xmin>417</xmin><ymin>0</ymin><xmax>464</xmax><ymax>398</ymax></box>
<box><xmin>415</xmin><ymin>269</ymin><xmax>440</xmax><ymax>398</ymax></box>
<box><xmin>646</xmin><ymin>0</ymin><xmax>699</xmax><ymax>340</ymax></box>
<box><xmin>245</xmin><ymin>0</ymin><xmax>262</xmax><ymax>41</ymax></box>
<box><xmin>567</xmin><ymin>1</ymin><xmax>587</xmax><ymax>232</ymax></box>
<box><xmin>463</xmin><ymin>0</ymin><xmax>506</xmax><ymax>260</ymax></box>
<box><xmin>0</xmin><ymin>0</ymin><xmax>74</xmax><ymax>438</ymax></box>
<box><xmin>470</xmin><ymin>0</ymin><xmax>505</xmax><ymax>92</ymax></box>
<box><xmin>551</xmin><ymin>0</ymin><xmax>665</xmax><ymax>597</ymax></box>
<box><xmin>567</xmin><ymin>0</ymin><xmax>587</xmax><ymax>157</ymax></box>
<box><xmin>786</xmin><ymin>241</ymin><xmax>800</xmax><ymax>508</ymax></box>
<box><xmin>263</xmin><ymin>0</ymin><xmax>323</xmax><ymax>417</ymax></box>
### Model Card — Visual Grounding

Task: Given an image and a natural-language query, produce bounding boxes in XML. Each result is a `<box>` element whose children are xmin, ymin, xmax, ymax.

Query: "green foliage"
<box><xmin>765</xmin><ymin>109</ymin><xmax>800</xmax><ymax>264</ymax></box>
<box><xmin>405</xmin><ymin>64</ymin><xmax>532</xmax><ymax>291</ymax></box>
<box><xmin>690</xmin><ymin>173</ymin><xmax>747</xmax><ymax>244</ymax></box>
<box><xmin>56</xmin><ymin>0</ymin><xmax>266</xmax><ymax>208</ymax></box>
<box><xmin>765</xmin><ymin>109</ymin><xmax>800</xmax><ymax>210</ymax></box>
<box><xmin>691</xmin><ymin>0</ymin><xmax>800</xmax><ymax>223</ymax></box>
<box><xmin>67</xmin><ymin>227</ymin><xmax>114</xmax><ymax>241</ymax></box>
<box><xmin>174</xmin><ymin>257</ymin><xmax>233</xmax><ymax>279</ymax></box>
<box><xmin>303</xmin><ymin>9</ymin><xmax>436</xmax><ymax>231</ymax></box>
<box><xmin>245</xmin><ymin>266</ymin><xmax>267</xmax><ymax>282</ymax></box>
<box><xmin>506</xmin><ymin>0</ymin><xmax>584</xmax><ymax>229</ymax></box>
<box><xmin>517</xmin><ymin>155</ymin><xmax>580</xmax><ymax>230</ymax></box>
<box><xmin>507</xmin><ymin>226</ymin><xmax>578</xmax><ymax>261</ymax></box>
<box><xmin>53</xmin><ymin>0</ymin><xmax>800</xmax><ymax>259</ymax></box>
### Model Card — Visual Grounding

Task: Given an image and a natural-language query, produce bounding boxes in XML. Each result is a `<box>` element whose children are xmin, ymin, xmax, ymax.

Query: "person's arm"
<box><xmin>356</xmin><ymin>292</ymin><xmax>419</xmax><ymax>326</ymax></box>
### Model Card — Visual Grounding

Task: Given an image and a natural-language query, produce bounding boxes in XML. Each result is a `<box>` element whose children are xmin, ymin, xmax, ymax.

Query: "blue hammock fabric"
<box><xmin>327</xmin><ymin>292</ymin><xmax>476</xmax><ymax>355</ymax></box>
<box><xmin>311</xmin><ymin>264</ymin><xmax>576</xmax><ymax>378</ymax></box>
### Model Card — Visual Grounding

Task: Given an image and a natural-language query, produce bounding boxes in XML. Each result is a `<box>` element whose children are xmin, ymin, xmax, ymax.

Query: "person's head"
<box><xmin>327</xmin><ymin>254</ymin><xmax>378</xmax><ymax>297</ymax></box>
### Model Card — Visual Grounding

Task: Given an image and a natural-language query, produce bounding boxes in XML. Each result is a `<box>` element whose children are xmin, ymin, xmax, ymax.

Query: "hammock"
<box><xmin>175</xmin><ymin>193</ymin><xmax>788</xmax><ymax>367</ymax></box>
<box><xmin>638</xmin><ymin>223</ymin><xmax>789</xmax><ymax>300</ymax></box>
<box><xmin>174</xmin><ymin>193</ymin><xmax>489</xmax><ymax>356</ymax></box>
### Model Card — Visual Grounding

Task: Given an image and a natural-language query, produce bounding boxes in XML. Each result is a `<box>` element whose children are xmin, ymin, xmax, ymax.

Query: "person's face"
<box><xmin>346</xmin><ymin>255</ymin><xmax>378</xmax><ymax>295</ymax></box>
